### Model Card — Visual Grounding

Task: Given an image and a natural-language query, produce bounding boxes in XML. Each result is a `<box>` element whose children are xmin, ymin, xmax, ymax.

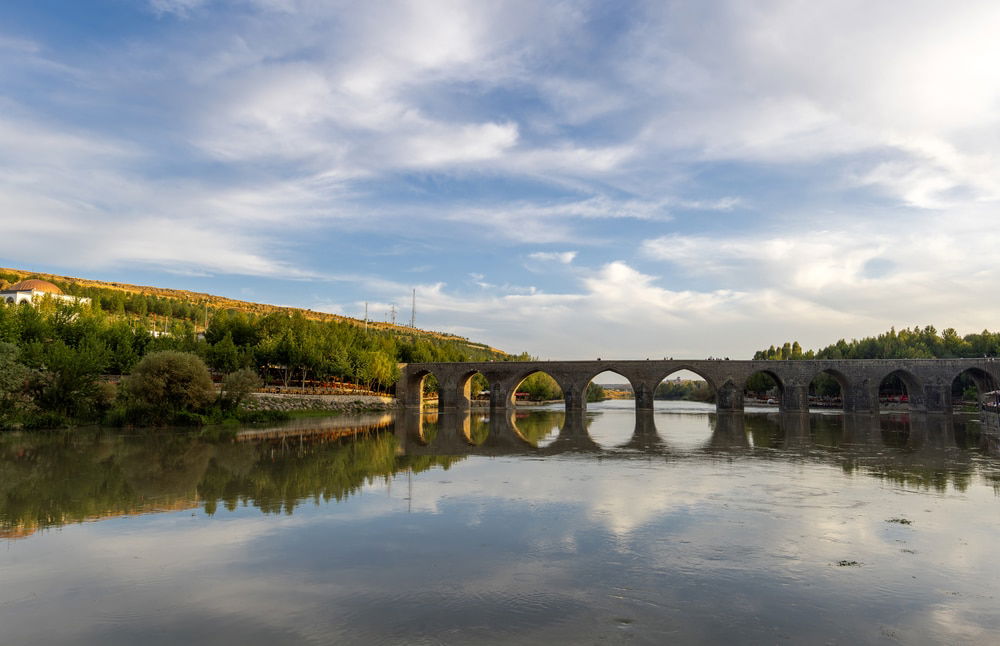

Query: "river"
<box><xmin>2</xmin><ymin>401</ymin><xmax>999</xmax><ymax>644</ymax></box>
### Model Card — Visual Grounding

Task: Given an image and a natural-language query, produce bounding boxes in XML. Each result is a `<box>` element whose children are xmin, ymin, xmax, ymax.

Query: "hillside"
<box><xmin>0</xmin><ymin>266</ymin><xmax>502</xmax><ymax>354</ymax></box>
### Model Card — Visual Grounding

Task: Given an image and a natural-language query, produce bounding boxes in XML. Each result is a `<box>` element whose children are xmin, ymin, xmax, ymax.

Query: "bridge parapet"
<box><xmin>396</xmin><ymin>358</ymin><xmax>1000</xmax><ymax>415</ymax></box>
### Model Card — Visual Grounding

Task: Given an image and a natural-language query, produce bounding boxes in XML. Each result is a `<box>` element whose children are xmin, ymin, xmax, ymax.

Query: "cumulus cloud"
<box><xmin>5</xmin><ymin>1</ymin><xmax>1000</xmax><ymax>355</ymax></box>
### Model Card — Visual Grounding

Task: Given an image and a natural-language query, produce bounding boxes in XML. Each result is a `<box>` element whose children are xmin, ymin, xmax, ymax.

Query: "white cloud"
<box><xmin>528</xmin><ymin>251</ymin><xmax>576</xmax><ymax>264</ymax></box>
<box><xmin>149</xmin><ymin>0</ymin><xmax>208</xmax><ymax>17</ymax></box>
<box><xmin>0</xmin><ymin>111</ymin><xmax>323</xmax><ymax>277</ymax></box>
<box><xmin>6</xmin><ymin>0</ymin><xmax>1000</xmax><ymax>357</ymax></box>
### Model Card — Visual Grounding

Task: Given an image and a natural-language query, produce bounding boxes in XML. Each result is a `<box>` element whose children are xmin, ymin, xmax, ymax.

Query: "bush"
<box><xmin>169</xmin><ymin>410</ymin><xmax>207</xmax><ymax>427</ymax></box>
<box><xmin>22</xmin><ymin>410</ymin><xmax>71</xmax><ymax>430</ymax></box>
<box><xmin>221</xmin><ymin>368</ymin><xmax>261</xmax><ymax>411</ymax></box>
<box><xmin>0</xmin><ymin>341</ymin><xmax>35</xmax><ymax>429</ymax></box>
<box><xmin>122</xmin><ymin>351</ymin><xmax>215</xmax><ymax>424</ymax></box>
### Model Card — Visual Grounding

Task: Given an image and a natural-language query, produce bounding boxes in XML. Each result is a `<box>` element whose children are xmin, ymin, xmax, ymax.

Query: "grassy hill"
<box><xmin>0</xmin><ymin>267</ymin><xmax>502</xmax><ymax>355</ymax></box>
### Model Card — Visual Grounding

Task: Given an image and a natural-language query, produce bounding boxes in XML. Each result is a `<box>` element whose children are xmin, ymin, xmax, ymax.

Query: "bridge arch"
<box><xmin>453</xmin><ymin>368</ymin><xmax>490</xmax><ymax>410</ymax></box>
<box><xmin>579</xmin><ymin>368</ymin><xmax>636</xmax><ymax>408</ymax></box>
<box><xmin>743</xmin><ymin>368</ymin><xmax>784</xmax><ymax>405</ymax></box>
<box><xmin>655</xmin><ymin>364</ymin><xmax>719</xmax><ymax>393</ymax></box>
<box><xmin>808</xmin><ymin>368</ymin><xmax>849</xmax><ymax>411</ymax></box>
<box><xmin>950</xmin><ymin>367</ymin><xmax>998</xmax><ymax>409</ymax></box>
<box><xmin>652</xmin><ymin>365</ymin><xmax>719</xmax><ymax>408</ymax></box>
<box><xmin>508</xmin><ymin>368</ymin><xmax>565</xmax><ymax>409</ymax></box>
<box><xmin>876</xmin><ymin>368</ymin><xmax>925</xmax><ymax>411</ymax></box>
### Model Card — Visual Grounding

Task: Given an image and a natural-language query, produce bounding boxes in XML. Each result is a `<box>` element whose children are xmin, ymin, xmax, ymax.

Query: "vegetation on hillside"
<box><xmin>0</xmin><ymin>293</ymin><xmax>507</xmax><ymax>429</ymax></box>
<box><xmin>0</xmin><ymin>268</ymin><xmax>497</xmax><ymax>349</ymax></box>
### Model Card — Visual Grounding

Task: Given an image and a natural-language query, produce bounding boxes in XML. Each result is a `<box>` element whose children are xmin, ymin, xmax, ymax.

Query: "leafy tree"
<box><xmin>123</xmin><ymin>351</ymin><xmax>215</xmax><ymax>423</ymax></box>
<box><xmin>207</xmin><ymin>332</ymin><xmax>241</xmax><ymax>373</ymax></box>
<box><xmin>221</xmin><ymin>368</ymin><xmax>261</xmax><ymax>411</ymax></box>
<box><xmin>23</xmin><ymin>339</ymin><xmax>109</xmax><ymax>421</ymax></box>
<box><xmin>0</xmin><ymin>342</ymin><xmax>34</xmax><ymax>427</ymax></box>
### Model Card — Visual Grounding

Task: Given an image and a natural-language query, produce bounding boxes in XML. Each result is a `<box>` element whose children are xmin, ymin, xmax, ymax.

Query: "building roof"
<box><xmin>5</xmin><ymin>279</ymin><xmax>64</xmax><ymax>294</ymax></box>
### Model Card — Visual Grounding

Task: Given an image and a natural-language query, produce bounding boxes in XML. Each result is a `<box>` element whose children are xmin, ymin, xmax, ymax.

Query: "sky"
<box><xmin>2</xmin><ymin>0</ymin><xmax>999</xmax><ymax>359</ymax></box>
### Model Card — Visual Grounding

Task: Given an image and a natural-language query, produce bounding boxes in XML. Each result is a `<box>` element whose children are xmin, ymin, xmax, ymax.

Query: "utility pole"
<box><xmin>410</xmin><ymin>288</ymin><xmax>416</xmax><ymax>328</ymax></box>
<box><xmin>364</xmin><ymin>302</ymin><xmax>368</xmax><ymax>332</ymax></box>
<box><xmin>390</xmin><ymin>304</ymin><xmax>397</xmax><ymax>325</ymax></box>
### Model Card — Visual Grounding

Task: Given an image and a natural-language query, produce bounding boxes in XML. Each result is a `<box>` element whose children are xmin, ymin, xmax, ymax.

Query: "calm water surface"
<box><xmin>2</xmin><ymin>401</ymin><xmax>1000</xmax><ymax>645</ymax></box>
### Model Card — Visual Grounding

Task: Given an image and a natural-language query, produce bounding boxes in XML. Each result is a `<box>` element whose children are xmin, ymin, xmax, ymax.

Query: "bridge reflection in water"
<box><xmin>394</xmin><ymin>407</ymin><xmax>996</xmax><ymax>463</ymax></box>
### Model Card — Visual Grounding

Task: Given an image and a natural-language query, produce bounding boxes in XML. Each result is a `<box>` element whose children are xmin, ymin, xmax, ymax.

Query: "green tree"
<box><xmin>207</xmin><ymin>332</ymin><xmax>241</xmax><ymax>373</ymax></box>
<box><xmin>220</xmin><ymin>368</ymin><xmax>261</xmax><ymax>411</ymax></box>
<box><xmin>123</xmin><ymin>351</ymin><xmax>215</xmax><ymax>423</ymax></box>
<box><xmin>0</xmin><ymin>342</ymin><xmax>34</xmax><ymax>428</ymax></box>
<box><xmin>24</xmin><ymin>339</ymin><xmax>109</xmax><ymax>421</ymax></box>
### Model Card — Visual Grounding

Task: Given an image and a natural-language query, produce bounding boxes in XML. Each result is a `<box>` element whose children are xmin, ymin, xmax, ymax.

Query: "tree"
<box><xmin>0</xmin><ymin>342</ymin><xmax>34</xmax><ymax>427</ymax></box>
<box><xmin>221</xmin><ymin>368</ymin><xmax>261</xmax><ymax>411</ymax></box>
<box><xmin>586</xmin><ymin>382</ymin><xmax>605</xmax><ymax>402</ymax></box>
<box><xmin>23</xmin><ymin>339</ymin><xmax>108</xmax><ymax>420</ymax></box>
<box><xmin>123</xmin><ymin>351</ymin><xmax>215</xmax><ymax>422</ymax></box>
<box><xmin>207</xmin><ymin>332</ymin><xmax>241</xmax><ymax>373</ymax></box>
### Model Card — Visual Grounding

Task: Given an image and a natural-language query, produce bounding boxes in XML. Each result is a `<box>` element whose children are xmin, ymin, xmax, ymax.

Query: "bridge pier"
<box><xmin>396</xmin><ymin>369</ymin><xmax>426</xmax><ymax>409</ymax></box>
<box><xmin>563</xmin><ymin>383</ymin><xmax>588</xmax><ymax>413</ymax></box>
<box><xmin>921</xmin><ymin>380</ymin><xmax>950</xmax><ymax>413</ymax></box>
<box><xmin>780</xmin><ymin>383</ymin><xmax>810</xmax><ymax>413</ymax></box>
<box><xmin>438</xmin><ymin>377</ymin><xmax>471</xmax><ymax>411</ymax></box>
<box><xmin>635</xmin><ymin>380</ymin><xmax>657</xmax><ymax>411</ymax></box>
<box><xmin>490</xmin><ymin>378</ymin><xmax>516</xmax><ymax>411</ymax></box>
<box><xmin>843</xmin><ymin>378</ymin><xmax>878</xmax><ymax>414</ymax></box>
<box><xmin>716</xmin><ymin>381</ymin><xmax>744</xmax><ymax>413</ymax></box>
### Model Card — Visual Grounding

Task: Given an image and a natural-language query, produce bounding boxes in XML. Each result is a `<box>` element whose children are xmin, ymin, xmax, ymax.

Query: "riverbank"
<box><xmin>243</xmin><ymin>392</ymin><xmax>395</xmax><ymax>414</ymax></box>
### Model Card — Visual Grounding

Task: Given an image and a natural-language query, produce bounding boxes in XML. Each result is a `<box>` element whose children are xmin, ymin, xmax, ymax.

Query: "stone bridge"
<box><xmin>396</xmin><ymin>359</ymin><xmax>1000</xmax><ymax>414</ymax></box>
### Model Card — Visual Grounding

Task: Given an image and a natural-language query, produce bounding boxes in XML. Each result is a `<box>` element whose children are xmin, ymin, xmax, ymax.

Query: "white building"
<box><xmin>0</xmin><ymin>279</ymin><xmax>91</xmax><ymax>306</ymax></box>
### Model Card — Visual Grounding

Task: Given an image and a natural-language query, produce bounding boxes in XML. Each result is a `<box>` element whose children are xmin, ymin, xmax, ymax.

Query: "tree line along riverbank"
<box><xmin>0</xmin><ymin>292</ymin><xmax>506</xmax><ymax>430</ymax></box>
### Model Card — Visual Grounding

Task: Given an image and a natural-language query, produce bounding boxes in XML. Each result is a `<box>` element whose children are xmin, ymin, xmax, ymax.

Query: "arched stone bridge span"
<box><xmin>397</xmin><ymin>359</ymin><xmax>1000</xmax><ymax>414</ymax></box>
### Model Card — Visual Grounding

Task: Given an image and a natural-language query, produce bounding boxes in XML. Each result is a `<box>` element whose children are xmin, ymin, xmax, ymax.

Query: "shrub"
<box><xmin>23</xmin><ymin>411</ymin><xmax>71</xmax><ymax>430</ymax></box>
<box><xmin>122</xmin><ymin>351</ymin><xmax>215</xmax><ymax>424</ymax></box>
<box><xmin>0</xmin><ymin>342</ymin><xmax>35</xmax><ymax>428</ymax></box>
<box><xmin>221</xmin><ymin>368</ymin><xmax>261</xmax><ymax>411</ymax></box>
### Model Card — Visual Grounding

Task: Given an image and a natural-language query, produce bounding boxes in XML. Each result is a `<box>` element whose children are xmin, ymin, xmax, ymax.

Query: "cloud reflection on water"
<box><xmin>1</xmin><ymin>407</ymin><xmax>999</xmax><ymax>644</ymax></box>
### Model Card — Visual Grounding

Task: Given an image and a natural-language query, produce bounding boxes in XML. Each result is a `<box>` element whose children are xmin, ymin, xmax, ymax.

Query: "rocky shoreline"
<box><xmin>243</xmin><ymin>392</ymin><xmax>395</xmax><ymax>413</ymax></box>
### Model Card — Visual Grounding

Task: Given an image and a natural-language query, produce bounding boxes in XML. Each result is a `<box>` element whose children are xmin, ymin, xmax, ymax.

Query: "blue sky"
<box><xmin>2</xmin><ymin>0</ymin><xmax>999</xmax><ymax>358</ymax></box>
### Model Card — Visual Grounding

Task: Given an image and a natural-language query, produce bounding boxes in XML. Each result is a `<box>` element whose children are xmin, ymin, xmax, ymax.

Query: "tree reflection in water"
<box><xmin>3</xmin><ymin>408</ymin><xmax>1000</xmax><ymax>538</ymax></box>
